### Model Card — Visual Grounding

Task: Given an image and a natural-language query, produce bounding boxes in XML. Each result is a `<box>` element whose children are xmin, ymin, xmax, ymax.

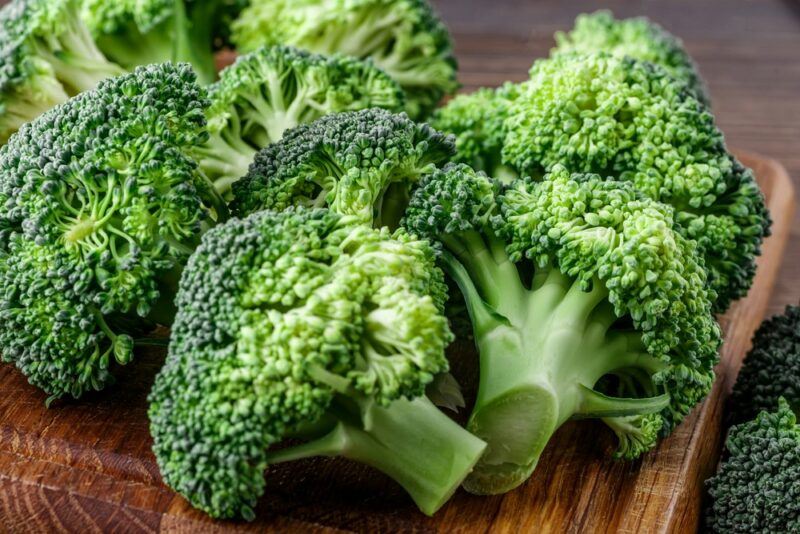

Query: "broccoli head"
<box><xmin>148</xmin><ymin>207</ymin><xmax>486</xmax><ymax>519</ymax></box>
<box><xmin>230</xmin><ymin>108</ymin><xmax>455</xmax><ymax>228</ymax></box>
<box><xmin>553</xmin><ymin>10</ymin><xmax>708</xmax><ymax>104</ymax></box>
<box><xmin>196</xmin><ymin>46</ymin><xmax>405</xmax><ymax>197</ymax></box>
<box><xmin>0</xmin><ymin>63</ymin><xmax>227</xmax><ymax>402</ymax></box>
<box><xmin>230</xmin><ymin>0</ymin><xmax>458</xmax><ymax>119</ymax></box>
<box><xmin>80</xmin><ymin>0</ymin><xmax>242</xmax><ymax>84</ymax></box>
<box><xmin>503</xmin><ymin>53</ymin><xmax>770</xmax><ymax>312</ymax></box>
<box><xmin>729</xmin><ymin>305</ymin><xmax>800</xmax><ymax>424</ymax></box>
<box><xmin>429</xmin><ymin>83</ymin><xmax>521</xmax><ymax>183</ymax></box>
<box><xmin>0</xmin><ymin>0</ymin><xmax>125</xmax><ymax>143</ymax></box>
<box><xmin>706</xmin><ymin>399</ymin><xmax>800</xmax><ymax>533</ymax></box>
<box><xmin>402</xmin><ymin>163</ymin><xmax>721</xmax><ymax>494</ymax></box>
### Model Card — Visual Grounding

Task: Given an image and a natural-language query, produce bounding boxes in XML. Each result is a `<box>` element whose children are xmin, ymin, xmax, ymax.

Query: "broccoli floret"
<box><xmin>148</xmin><ymin>207</ymin><xmax>486</xmax><ymax>519</ymax></box>
<box><xmin>196</xmin><ymin>46</ymin><xmax>406</xmax><ymax>198</ymax></box>
<box><xmin>0</xmin><ymin>0</ymin><xmax>125</xmax><ymax>143</ymax></box>
<box><xmin>728</xmin><ymin>306</ymin><xmax>800</xmax><ymax>424</ymax></box>
<box><xmin>230</xmin><ymin>108</ymin><xmax>455</xmax><ymax>228</ymax></box>
<box><xmin>553</xmin><ymin>11</ymin><xmax>709</xmax><ymax>104</ymax></box>
<box><xmin>705</xmin><ymin>399</ymin><xmax>800</xmax><ymax>533</ymax></box>
<box><xmin>402</xmin><ymin>163</ymin><xmax>721</xmax><ymax>494</ymax></box>
<box><xmin>80</xmin><ymin>0</ymin><xmax>242</xmax><ymax>84</ymax></box>
<box><xmin>429</xmin><ymin>83</ymin><xmax>521</xmax><ymax>183</ymax></box>
<box><xmin>503</xmin><ymin>53</ymin><xmax>770</xmax><ymax>312</ymax></box>
<box><xmin>0</xmin><ymin>63</ymin><xmax>227</xmax><ymax>402</ymax></box>
<box><xmin>230</xmin><ymin>0</ymin><xmax>458</xmax><ymax>119</ymax></box>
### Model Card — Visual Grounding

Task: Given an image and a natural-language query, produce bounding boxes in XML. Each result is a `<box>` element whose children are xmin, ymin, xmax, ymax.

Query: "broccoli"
<box><xmin>80</xmin><ymin>0</ymin><xmax>242</xmax><ymax>84</ymax></box>
<box><xmin>705</xmin><ymin>399</ymin><xmax>800</xmax><ymax>533</ymax></box>
<box><xmin>553</xmin><ymin>10</ymin><xmax>708</xmax><ymax>105</ymax></box>
<box><xmin>0</xmin><ymin>0</ymin><xmax>126</xmax><ymax>143</ymax></box>
<box><xmin>0</xmin><ymin>63</ymin><xmax>227</xmax><ymax>402</ymax></box>
<box><xmin>230</xmin><ymin>108</ymin><xmax>455</xmax><ymax>228</ymax></box>
<box><xmin>196</xmin><ymin>46</ymin><xmax>406</xmax><ymax>197</ymax></box>
<box><xmin>429</xmin><ymin>83</ymin><xmax>521</xmax><ymax>183</ymax></box>
<box><xmin>230</xmin><ymin>0</ymin><xmax>458</xmax><ymax>119</ymax></box>
<box><xmin>148</xmin><ymin>207</ymin><xmax>487</xmax><ymax>519</ymax></box>
<box><xmin>728</xmin><ymin>305</ymin><xmax>800</xmax><ymax>424</ymax></box>
<box><xmin>402</xmin><ymin>163</ymin><xmax>721</xmax><ymax>494</ymax></box>
<box><xmin>502</xmin><ymin>53</ymin><xmax>770</xmax><ymax>312</ymax></box>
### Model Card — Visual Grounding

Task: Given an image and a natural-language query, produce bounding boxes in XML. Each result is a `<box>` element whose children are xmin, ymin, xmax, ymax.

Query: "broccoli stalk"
<box><xmin>402</xmin><ymin>163</ymin><xmax>720</xmax><ymax>494</ymax></box>
<box><xmin>265</xmin><ymin>395</ymin><xmax>485</xmax><ymax>516</ymax></box>
<box><xmin>196</xmin><ymin>46</ymin><xmax>405</xmax><ymax>197</ymax></box>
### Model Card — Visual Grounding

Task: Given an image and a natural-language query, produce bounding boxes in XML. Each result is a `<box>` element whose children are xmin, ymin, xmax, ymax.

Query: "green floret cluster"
<box><xmin>231</xmin><ymin>107</ymin><xmax>455</xmax><ymax>227</ymax></box>
<box><xmin>196</xmin><ymin>46</ymin><xmax>406</xmax><ymax>197</ymax></box>
<box><xmin>401</xmin><ymin>163</ymin><xmax>720</xmax><ymax>493</ymax></box>
<box><xmin>0</xmin><ymin>63</ymin><xmax>226</xmax><ymax>401</ymax></box>
<box><xmin>706</xmin><ymin>399</ymin><xmax>800</xmax><ymax>533</ymax></box>
<box><xmin>231</xmin><ymin>0</ymin><xmax>458</xmax><ymax>119</ymax></box>
<box><xmin>0</xmin><ymin>0</ymin><xmax>125</xmax><ymax>142</ymax></box>
<box><xmin>553</xmin><ymin>10</ymin><xmax>708</xmax><ymax>104</ymax></box>
<box><xmin>728</xmin><ymin>305</ymin><xmax>800</xmax><ymax>424</ymax></box>
<box><xmin>149</xmin><ymin>207</ymin><xmax>485</xmax><ymax>519</ymax></box>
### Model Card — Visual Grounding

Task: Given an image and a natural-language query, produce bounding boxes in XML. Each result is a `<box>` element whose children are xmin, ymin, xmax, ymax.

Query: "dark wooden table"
<box><xmin>432</xmin><ymin>0</ymin><xmax>800</xmax><ymax>317</ymax></box>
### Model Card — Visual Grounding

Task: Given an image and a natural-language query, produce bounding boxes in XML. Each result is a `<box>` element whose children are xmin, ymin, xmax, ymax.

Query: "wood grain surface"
<box><xmin>2</xmin><ymin>1</ymin><xmax>800</xmax><ymax>532</ymax></box>
<box><xmin>0</xmin><ymin>154</ymin><xmax>792</xmax><ymax>533</ymax></box>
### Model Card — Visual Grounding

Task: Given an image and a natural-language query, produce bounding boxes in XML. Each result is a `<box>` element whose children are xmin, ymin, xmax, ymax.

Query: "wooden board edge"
<box><xmin>661</xmin><ymin>151</ymin><xmax>796</xmax><ymax>533</ymax></box>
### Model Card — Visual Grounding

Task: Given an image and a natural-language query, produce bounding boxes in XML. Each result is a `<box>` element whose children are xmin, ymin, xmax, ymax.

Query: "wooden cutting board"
<box><xmin>0</xmin><ymin>151</ymin><xmax>794</xmax><ymax>533</ymax></box>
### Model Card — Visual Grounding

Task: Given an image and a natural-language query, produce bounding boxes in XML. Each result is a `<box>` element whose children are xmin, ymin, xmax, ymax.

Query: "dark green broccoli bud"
<box><xmin>705</xmin><ymin>399</ymin><xmax>800</xmax><ymax>533</ymax></box>
<box><xmin>230</xmin><ymin>108</ymin><xmax>455</xmax><ymax>228</ymax></box>
<box><xmin>553</xmin><ymin>10</ymin><xmax>708</xmax><ymax>104</ymax></box>
<box><xmin>0</xmin><ymin>0</ymin><xmax>126</xmax><ymax>143</ymax></box>
<box><xmin>230</xmin><ymin>0</ymin><xmax>458</xmax><ymax>119</ymax></box>
<box><xmin>503</xmin><ymin>53</ymin><xmax>770</xmax><ymax>312</ymax></box>
<box><xmin>80</xmin><ymin>0</ymin><xmax>242</xmax><ymax>84</ymax></box>
<box><xmin>729</xmin><ymin>305</ymin><xmax>800</xmax><ymax>424</ymax></box>
<box><xmin>429</xmin><ymin>83</ymin><xmax>521</xmax><ymax>183</ymax></box>
<box><xmin>196</xmin><ymin>46</ymin><xmax>406</xmax><ymax>198</ymax></box>
<box><xmin>0</xmin><ymin>63</ymin><xmax>227</xmax><ymax>402</ymax></box>
<box><xmin>148</xmin><ymin>207</ymin><xmax>485</xmax><ymax>519</ymax></box>
<box><xmin>402</xmin><ymin>163</ymin><xmax>720</xmax><ymax>494</ymax></box>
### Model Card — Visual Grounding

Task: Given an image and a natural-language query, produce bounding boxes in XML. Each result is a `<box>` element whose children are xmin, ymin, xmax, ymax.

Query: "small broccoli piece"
<box><xmin>196</xmin><ymin>46</ymin><xmax>405</xmax><ymax>197</ymax></box>
<box><xmin>230</xmin><ymin>0</ymin><xmax>458</xmax><ymax>119</ymax></box>
<box><xmin>402</xmin><ymin>163</ymin><xmax>721</xmax><ymax>494</ymax></box>
<box><xmin>705</xmin><ymin>399</ymin><xmax>800</xmax><ymax>533</ymax></box>
<box><xmin>148</xmin><ymin>207</ymin><xmax>486</xmax><ymax>519</ymax></box>
<box><xmin>729</xmin><ymin>306</ymin><xmax>800</xmax><ymax>424</ymax></box>
<box><xmin>230</xmin><ymin>108</ymin><xmax>455</xmax><ymax>228</ymax></box>
<box><xmin>503</xmin><ymin>53</ymin><xmax>770</xmax><ymax>312</ymax></box>
<box><xmin>429</xmin><ymin>83</ymin><xmax>521</xmax><ymax>183</ymax></box>
<box><xmin>80</xmin><ymin>0</ymin><xmax>242</xmax><ymax>84</ymax></box>
<box><xmin>553</xmin><ymin>10</ymin><xmax>708</xmax><ymax>104</ymax></box>
<box><xmin>0</xmin><ymin>0</ymin><xmax>125</xmax><ymax>143</ymax></box>
<box><xmin>0</xmin><ymin>63</ymin><xmax>227</xmax><ymax>402</ymax></box>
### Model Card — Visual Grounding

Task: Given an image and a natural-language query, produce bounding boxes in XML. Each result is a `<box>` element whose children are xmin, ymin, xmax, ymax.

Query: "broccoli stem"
<box><xmin>265</xmin><ymin>396</ymin><xmax>487</xmax><ymax>515</ymax></box>
<box><xmin>443</xmin><ymin>245</ymin><xmax>668</xmax><ymax>495</ymax></box>
<box><xmin>196</xmin><ymin>128</ymin><xmax>258</xmax><ymax>198</ymax></box>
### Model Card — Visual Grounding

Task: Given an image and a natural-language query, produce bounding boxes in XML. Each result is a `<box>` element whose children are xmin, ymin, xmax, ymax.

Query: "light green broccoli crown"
<box><xmin>231</xmin><ymin>0</ymin><xmax>457</xmax><ymax>119</ymax></box>
<box><xmin>197</xmin><ymin>45</ymin><xmax>405</xmax><ymax>197</ymax></box>
<box><xmin>503</xmin><ymin>52</ymin><xmax>770</xmax><ymax>311</ymax></box>
<box><xmin>148</xmin><ymin>207</ymin><xmax>455</xmax><ymax>519</ymax></box>
<box><xmin>230</xmin><ymin>108</ymin><xmax>455</xmax><ymax>228</ymax></box>
<box><xmin>706</xmin><ymin>399</ymin><xmax>800</xmax><ymax>532</ymax></box>
<box><xmin>554</xmin><ymin>10</ymin><xmax>708</xmax><ymax>104</ymax></box>
<box><xmin>501</xmin><ymin>166</ymin><xmax>721</xmax><ymax>431</ymax></box>
<box><xmin>429</xmin><ymin>83</ymin><xmax>521</xmax><ymax>182</ymax></box>
<box><xmin>0</xmin><ymin>0</ymin><xmax>125</xmax><ymax>142</ymax></box>
<box><xmin>0</xmin><ymin>63</ymin><xmax>226</xmax><ymax>401</ymax></box>
<box><xmin>403</xmin><ymin>163</ymin><xmax>720</xmax><ymax>493</ymax></box>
